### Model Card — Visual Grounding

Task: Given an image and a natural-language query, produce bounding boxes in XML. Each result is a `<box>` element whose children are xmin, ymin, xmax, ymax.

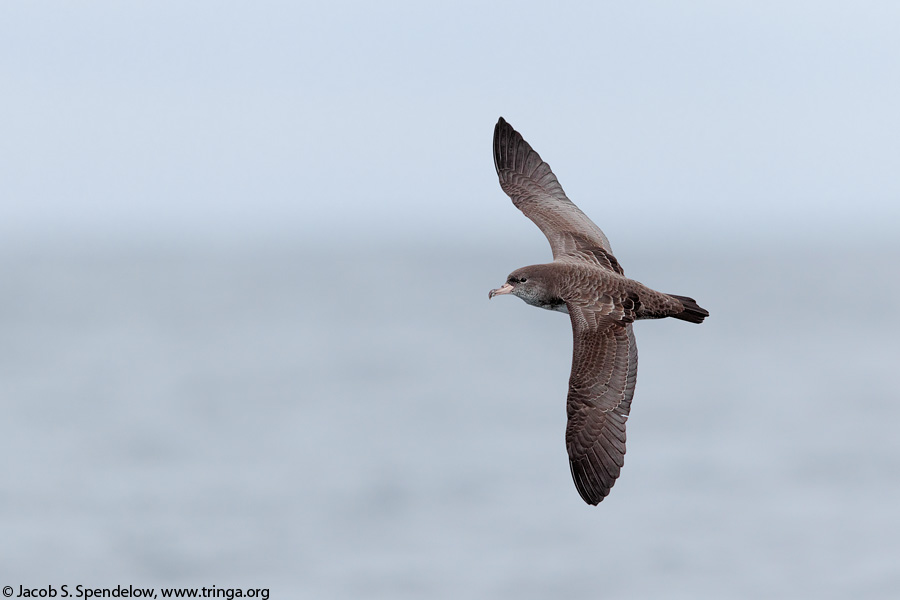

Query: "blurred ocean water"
<box><xmin>1</xmin><ymin>238</ymin><xmax>898</xmax><ymax>599</ymax></box>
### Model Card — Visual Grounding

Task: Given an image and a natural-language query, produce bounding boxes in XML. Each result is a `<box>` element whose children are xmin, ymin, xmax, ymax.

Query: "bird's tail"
<box><xmin>667</xmin><ymin>294</ymin><xmax>709</xmax><ymax>324</ymax></box>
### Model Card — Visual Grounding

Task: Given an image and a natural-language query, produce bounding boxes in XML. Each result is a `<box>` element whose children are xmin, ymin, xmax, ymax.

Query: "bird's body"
<box><xmin>501</xmin><ymin>260</ymin><xmax>694</xmax><ymax>321</ymax></box>
<box><xmin>489</xmin><ymin>117</ymin><xmax>708</xmax><ymax>505</ymax></box>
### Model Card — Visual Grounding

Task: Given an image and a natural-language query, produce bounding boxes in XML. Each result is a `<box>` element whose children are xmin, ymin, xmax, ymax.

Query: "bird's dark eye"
<box><xmin>520</xmin><ymin>277</ymin><xmax>527</xmax><ymax>283</ymax></box>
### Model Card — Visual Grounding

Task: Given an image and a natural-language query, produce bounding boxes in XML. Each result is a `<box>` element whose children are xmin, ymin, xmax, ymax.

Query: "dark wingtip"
<box><xmin>493</xmin><ymin>116</ymin><xmax>525</xmax><ymax>177</ymax></box>
<box><xmin>570</xmin><ymin>458</ymin><xmax>613</xmax><ymax>506</ymax></box>
<box><xmin>493</xmin><ymin>117</ymin><xmax>511</xmax><ymax>174</ymax></box>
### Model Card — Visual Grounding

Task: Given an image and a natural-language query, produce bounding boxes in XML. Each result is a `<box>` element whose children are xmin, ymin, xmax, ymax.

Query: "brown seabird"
<box><xmin>489</xmin><ymin>117</ymin><xmax>709</xmax><ymax>505</ymax></box>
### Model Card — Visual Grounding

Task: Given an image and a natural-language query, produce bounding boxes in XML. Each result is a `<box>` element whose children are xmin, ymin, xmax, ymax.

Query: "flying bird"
<box><xmin>489</xmin><ymin>117</ymin><xmax>709</xmax><ymax>505</ymax></box>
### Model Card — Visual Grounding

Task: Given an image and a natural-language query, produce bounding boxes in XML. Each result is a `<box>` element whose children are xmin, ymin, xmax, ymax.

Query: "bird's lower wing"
<box><xmin>565</xmin><ymin>304</ymin><xmax>638</xmax><ymax>505</ymax></box>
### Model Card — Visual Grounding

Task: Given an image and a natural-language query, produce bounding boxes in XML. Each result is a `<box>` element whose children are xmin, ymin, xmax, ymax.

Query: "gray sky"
<box><xmin>3</xmin><ymin>1</ymin><xmax>898</xmax><ymax>246</ymax></box>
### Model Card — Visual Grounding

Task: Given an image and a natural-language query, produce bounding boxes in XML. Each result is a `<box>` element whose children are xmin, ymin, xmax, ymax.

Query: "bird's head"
<box><xmin>488</xmin><ymin>266</ymin><xmax>555</xmax><ymax>306</ymax></box>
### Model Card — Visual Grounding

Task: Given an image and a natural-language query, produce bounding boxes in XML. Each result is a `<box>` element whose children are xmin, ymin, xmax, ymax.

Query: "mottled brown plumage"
<box><xmin>489</xmin><ymin>117</ymin><xmax>708</xmax><ymax>505</ymax></box>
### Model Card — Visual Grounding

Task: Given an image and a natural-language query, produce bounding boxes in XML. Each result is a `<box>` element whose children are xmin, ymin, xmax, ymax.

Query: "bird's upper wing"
<box><xmin>565</xmin><ymin>301</ymin><xmax>639</xmax><ymax>505</ymax></box>
<box><xmin>493</xmin><ymin>117</ymin><xmax>621</xmax><ymax>273</ymax></box>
